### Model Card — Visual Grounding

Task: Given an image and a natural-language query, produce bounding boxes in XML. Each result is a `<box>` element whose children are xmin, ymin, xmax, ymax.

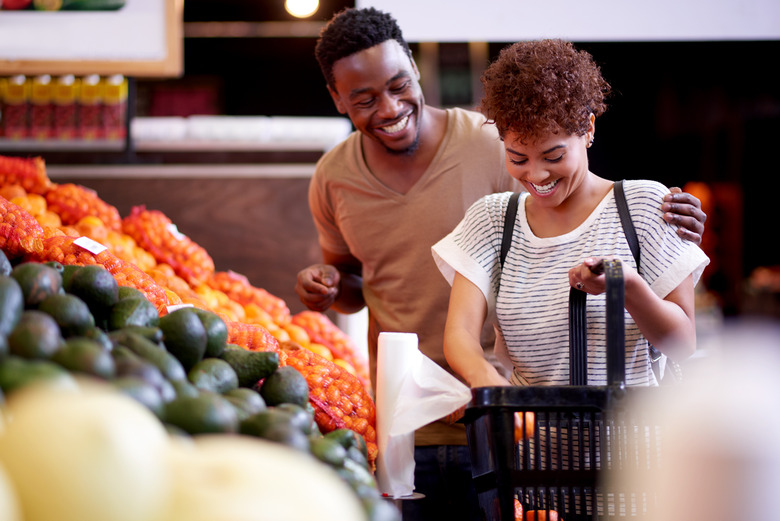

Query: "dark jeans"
<box><xmin>401</xmin><ymin>445</ymin><xmax>480</xmax><ymax>521</ymax></box>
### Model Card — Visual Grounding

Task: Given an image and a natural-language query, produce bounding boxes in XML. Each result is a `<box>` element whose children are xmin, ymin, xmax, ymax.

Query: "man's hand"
<box><xmin>295</xmin><ymin>264</ymin><xmax>340</xmax><ymax>312</ymax></box>
<box><xmin>662</xmin><ymin>187</ymin><xmax>707</xmax><ymax>246</ymax></box>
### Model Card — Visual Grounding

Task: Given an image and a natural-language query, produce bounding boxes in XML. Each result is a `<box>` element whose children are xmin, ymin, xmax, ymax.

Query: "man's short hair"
<box><xmin>315</xmin><ymin>7</ymin><xmax>412</xmax><ymax>89</ymax></box>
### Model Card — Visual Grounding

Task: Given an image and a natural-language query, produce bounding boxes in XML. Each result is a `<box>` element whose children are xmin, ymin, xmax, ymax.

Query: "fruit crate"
<box><xmin>463</xmin><ymin>260</ymin><xmax>664</xmax><ymax>520</ymax></box>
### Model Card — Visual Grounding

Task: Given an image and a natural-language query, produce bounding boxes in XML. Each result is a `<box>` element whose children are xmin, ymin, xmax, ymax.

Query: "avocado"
<box><xmin>219</xmin><ymin>344</ymin><xmax>280</xmax><ymax>388</ymax></box>
<box><xmin>109</xmin><ymin>329</ymin><xmax>186</xmax><ymax>382</ymax></box>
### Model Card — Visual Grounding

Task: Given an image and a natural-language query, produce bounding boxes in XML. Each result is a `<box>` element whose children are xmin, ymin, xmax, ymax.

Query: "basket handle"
<box><xmin>569</xmin><ymin>258</ymin><xmax>626</xmax><ymax>386</ymax></box>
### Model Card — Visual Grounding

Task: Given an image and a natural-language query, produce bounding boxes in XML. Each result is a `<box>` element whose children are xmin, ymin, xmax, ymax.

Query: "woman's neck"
<box><xmin>525</xmin><ymin>174</ymin><xmax>613</xmax><ymax>237</ymax></box>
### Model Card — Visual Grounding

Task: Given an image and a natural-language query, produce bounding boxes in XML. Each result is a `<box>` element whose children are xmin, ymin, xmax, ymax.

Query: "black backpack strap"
<box><xmin>614</xmin><ymin>180</ymin><xmax>641</xmax><ymax>270</ymax></box>
<box><xmin>614</xmin><ymin>181</ymin><xmax>664</xmax><ymax>369</ymax></box>
<box><xmin>500</xmin><ymin>192</ymin><xmax>521</xmax><ymax>268</ymax></box>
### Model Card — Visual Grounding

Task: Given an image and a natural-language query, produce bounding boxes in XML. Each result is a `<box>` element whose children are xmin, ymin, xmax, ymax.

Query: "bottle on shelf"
<box><xmin>2</xmin><ymin>75</ymin><xmax>30</xmax><ymax>140</ymax></box>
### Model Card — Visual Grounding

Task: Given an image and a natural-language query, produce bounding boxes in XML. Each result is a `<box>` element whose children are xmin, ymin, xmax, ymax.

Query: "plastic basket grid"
<box><xmin>465</xmin><ymin>385</ymin><xmax>663</xmax><ymax>521</ymax></box>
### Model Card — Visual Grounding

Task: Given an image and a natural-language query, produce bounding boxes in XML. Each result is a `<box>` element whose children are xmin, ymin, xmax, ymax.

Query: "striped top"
<box><xmin>432</xmin><ymin>180</ymin><xmax>710</xmax><ymax>387</ymax></box>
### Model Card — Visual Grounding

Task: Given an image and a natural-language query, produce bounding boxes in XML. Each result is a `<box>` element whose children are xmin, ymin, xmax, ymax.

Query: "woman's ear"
<box><xmin>586</xmin><ymin>113</ymin><xmax>596</xmax><ymax>147</ymax></box>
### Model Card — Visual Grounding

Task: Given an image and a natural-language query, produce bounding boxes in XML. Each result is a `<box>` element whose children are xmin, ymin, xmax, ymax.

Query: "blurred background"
<box><xmin>137</xmin><ymin>0</ymin><xmax>779</xmax><ymax>320</ymax></box>
<box><xmin>2</xmin><ymin>0</ymin><xmax>779</xmax><ymax>324</ymax></box>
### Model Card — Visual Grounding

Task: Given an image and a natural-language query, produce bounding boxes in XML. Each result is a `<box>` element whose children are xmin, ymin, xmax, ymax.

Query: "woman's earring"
<box><xmin>587</xmin><ymin>137</ymin><xmax>594</xmax><ymax>148</ymax></box>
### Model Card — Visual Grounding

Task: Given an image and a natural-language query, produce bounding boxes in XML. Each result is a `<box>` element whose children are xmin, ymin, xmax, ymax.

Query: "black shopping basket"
<box><xmin>464</xmin><ymin>259</ymin><xmax>663</xmax><ymax>521</ymax></box>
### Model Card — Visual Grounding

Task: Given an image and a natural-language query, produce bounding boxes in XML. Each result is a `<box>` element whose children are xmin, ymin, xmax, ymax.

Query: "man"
<box><xmin>295</xmin><ymin>7</ymin><xmax>707</xmax><ymax>520</ymax></box>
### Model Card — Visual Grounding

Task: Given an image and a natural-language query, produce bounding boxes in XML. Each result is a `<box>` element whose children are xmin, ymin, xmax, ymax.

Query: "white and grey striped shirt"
<box><xmin>432</xmin><ymin>180</ymin><xmax>709</xmax><ymax>387</ymax></box>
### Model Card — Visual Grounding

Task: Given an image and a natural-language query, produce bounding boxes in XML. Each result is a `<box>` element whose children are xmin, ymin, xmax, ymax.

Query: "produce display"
<box><xmin>0</xmin><ymin>0</ymin><xmax>127</xmax><ymax>11</ymax></box>
<box><xmin>0</xmin><ymin>154</ymin><xmax>392</xmax><ymax>521</ymax></box>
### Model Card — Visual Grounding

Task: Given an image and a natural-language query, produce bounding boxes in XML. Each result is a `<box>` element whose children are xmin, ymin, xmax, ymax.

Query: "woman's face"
<box><xmin>503</xmin><ymin>123</ymin><xmax>594</xmax><ymax>209</ymax></box>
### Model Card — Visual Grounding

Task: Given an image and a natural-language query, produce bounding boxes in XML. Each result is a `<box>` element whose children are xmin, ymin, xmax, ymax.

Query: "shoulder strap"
<box><xmin>614</xmin><ymin>181</ymin><xmax>664</xmax><ymax>371</ymax></box>
<box><xmin>614</xmin><ymin>180</ymin><xmax>640</xmax><ymax>270</ymax></box>
<box><xmin>500</xmin><ymin>192</ymin><xmax>521</xmax><ymax>268</ymax></box>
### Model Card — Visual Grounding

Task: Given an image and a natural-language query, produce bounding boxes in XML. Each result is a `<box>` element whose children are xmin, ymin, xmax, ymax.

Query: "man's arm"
<box><xmin>663</xmin><ymin>187</ymin><xmax>708</xmax><ymax>245</ymax></box>
<box><xmin>295</xmin><ymin>248</ymin><xmax>365</xmax><ymax>314</ymax></box>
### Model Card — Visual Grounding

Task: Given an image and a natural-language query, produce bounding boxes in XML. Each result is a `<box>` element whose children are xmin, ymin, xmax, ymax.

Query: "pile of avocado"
<box><xmin>0</xmin><ymin>250</ymin><xmax>397</xmax><ymax>521</ymax></box>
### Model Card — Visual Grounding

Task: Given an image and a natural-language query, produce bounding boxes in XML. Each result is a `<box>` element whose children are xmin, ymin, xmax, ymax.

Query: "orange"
<box><xmin>282</xmin><ymin>323</ymin><xmax>310</xmax><ymax>347</ymax></box>
<box><xmin>332</xmin><ymin>358</ymin><xmax>356</xmax><ymax>376</ymax></box>
<box><xmin>307</xmin><ymin>343</ymin><xmax>333</xmax><ymax>361</ymax></box>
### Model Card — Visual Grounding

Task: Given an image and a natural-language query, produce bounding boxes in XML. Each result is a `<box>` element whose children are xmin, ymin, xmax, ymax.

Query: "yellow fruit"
<box><xmin>243</xmin><ymin>303</ymin><xmax>274</xmax><ymax>328</ymax></box>
<box><xmin>36</xmin><ymin>211</ymin><xmax>62</xmax><ymax>228</ymax></box>
<box><xmin>0</xmin><ymin>462</ymin><xmax>22</xmax><ymax>521</ymax></box>
<box><xmin>131</xmin><ymin>247</ymin><xmax>157</xmax><ymax>271</ymax></box>
<box><xmin>270</xmin><ymin>325</ymin><xmax>290</xmax><ymax>343</ymax></box>
<box><xmin>193</xmin><ymin>285</ymin><xmax>220</xmax><ymax>310</ymax></box>
<box><xmin>0</xmin><ymin>382</ymin><xmax>171</xmax><ymax>521</ymax></box>
<box><xmin>218</xmin><ymin>299</ymin><xmax>245</xmax><ymax>323</ymax></box>
<box><xmin>164</xmin><ymin>289</ymin><xmax>183</xmax><ymax>306</ymax></box>
<box><xmin>76</xmin><ymin>216</ymin><xmax>106</xmax><ymax>228</ymax></box>
<box><xmin>164</xmin><ymin>435</ymin><xmax>365</xmax><ymax>521</ymax></box>
<box><xmin>332</xmin><ymin>358</ymin><xmax>357</xmax><ymax>376</ymax></box>
<box><xmin>10</xmin><ymin>194</ymin><xmax>47</xmax><ymax>216</ymax></box>
<box><xmin>283</xmin><ymin>323</ymin><xmax>311</xmax><ymax>347</ymax></box>
<box><xmin>307</xmin><ymin>342</ymin><xmax>334</xmax><ymax>361</ymax></box>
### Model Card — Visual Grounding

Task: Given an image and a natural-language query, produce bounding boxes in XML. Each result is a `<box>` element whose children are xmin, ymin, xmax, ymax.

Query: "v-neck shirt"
<box><xmin>309</xmin><ymin>107</ymin><xmax>518</xmax><ymax>383</ymax></box>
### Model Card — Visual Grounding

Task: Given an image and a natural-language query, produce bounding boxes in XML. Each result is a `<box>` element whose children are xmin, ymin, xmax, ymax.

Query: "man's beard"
<box><xmin>384</xmin><ymin>135</ymin><xmax>420</xmax><ymax>156</ymax></box>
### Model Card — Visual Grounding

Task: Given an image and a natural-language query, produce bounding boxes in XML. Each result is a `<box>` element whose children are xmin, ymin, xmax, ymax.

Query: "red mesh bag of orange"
<box><xmin>0</xmin><ymin>196</ymin><xmax>45</xmax><ymax>259</ymax></box>
<box><xmin>0</xmin><ymin>155</ymin><xmax>52</xmax><ymax>195</ymax></box>
<box><xmin>291</xmin><ymin>310</ymin><xmax>371</xmax><ymax>391</ymax></box>
<box><xmin>208</xmin><ymin>270</ymin><xmax>290</xmax><ymax>325</ymax></box>
<box><xmin>226</xmin><ymin>320</ymin><xmax>282</xmax><ymax>355</ymax></box>
<box><xmin>26</xmin><ymin>235</ymin><xmax>170</xmax><ymax>312</ymax></box>
<box><xmin>146</xmin><ymin>264</ymin><xmax>209</xmax><ymax>310</ymax></box>
<box><xmin>122</xmin><ymin>205</ymin><xmax>215</xmax><ymax>287</ymax></box>
<box><xmin>44</xmin><ymin>183</ymin><xmax>122</xmax><ymax>231</ymax></box>
<box><xmin>281</xmin><ymin>342</ymin><xmax>377</xmax><ymax>467</ymax></box>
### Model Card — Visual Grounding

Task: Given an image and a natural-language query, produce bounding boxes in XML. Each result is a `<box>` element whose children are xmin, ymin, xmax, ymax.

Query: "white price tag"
<box><xmin>73</xmin><ymin>236</ymin><xmax>107</xmax><ymax>255</ymax></box>
<box><xmin>166</xmin><ymin>303</ymin><xmax>194</xmax><ymax>313</ymax></box>
<box><xmin>166</xmin><ymin>223</ymin><xmax>186</xmax><ymax>240</ymax></box>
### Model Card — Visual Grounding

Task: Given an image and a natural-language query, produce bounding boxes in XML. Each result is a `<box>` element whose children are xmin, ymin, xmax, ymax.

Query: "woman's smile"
<box><xmin>528</xmin><ymin>178</ymin><xmax>560</xmax><ymax>196</ymax></box>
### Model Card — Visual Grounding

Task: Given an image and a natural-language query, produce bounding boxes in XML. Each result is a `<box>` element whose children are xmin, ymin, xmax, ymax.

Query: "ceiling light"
<box><xmin>285</xmin><ymin>0</ymin><xmax>319</xmax><ymax>18</ymax></box>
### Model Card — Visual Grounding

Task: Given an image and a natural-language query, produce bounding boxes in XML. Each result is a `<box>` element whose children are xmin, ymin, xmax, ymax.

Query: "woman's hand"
<box><xmin>568</xmin><ymin>256</ymin><xmax>639</xmax><ymax>294</ymax></box>
<box><xmin>444</xmin><ymin>272</ymin><xmax>512</xmax><ymax>388</ymax></box>
<box><xmin>467</xmin><ymin>371</ymin><xmax>512</xmax><ymax>388</ymax></box>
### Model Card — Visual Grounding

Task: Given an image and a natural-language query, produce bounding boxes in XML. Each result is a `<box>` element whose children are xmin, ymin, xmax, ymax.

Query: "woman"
<box><xmin>432</xmin><ymin>39</ymin><xmax>709</xmax><ymax>388</ymax></box>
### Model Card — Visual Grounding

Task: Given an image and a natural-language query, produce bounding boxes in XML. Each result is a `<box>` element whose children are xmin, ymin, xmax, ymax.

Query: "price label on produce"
<box><xmin>166</xmin><ymin>303</ymin><xmax>194</xmax><ymax>313</ymax></box>
<box><xmin>73</xmin><ymin>236</ymin><xmax>107</xmax><ymax>255</ymax></box>
<box><xmin>166</xmin><ymin>223</ymin><xmax>186</xmax><ymax>240</ymax></box>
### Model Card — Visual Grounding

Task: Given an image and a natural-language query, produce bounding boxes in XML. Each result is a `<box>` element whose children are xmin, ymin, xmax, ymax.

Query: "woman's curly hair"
<box><xmin>479</xmin><ymin>39</ymin><xmax>611</xmax><ymax>140</ymax></box>
<box><xmin>315</xmin><ymin>7</ymin><xmax>412</xmax><ymax>90</ymax></box>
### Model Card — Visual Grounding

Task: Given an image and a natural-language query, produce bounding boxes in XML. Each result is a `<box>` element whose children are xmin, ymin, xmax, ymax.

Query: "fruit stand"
<box><xmin>0</xmin><ymin>3</ymin><xmax>397</xmax><ymax>517</ymax></box>
<box><xmin>0</xmin><ymin>154</ymin><xmax>395</xmax><ymax>521</ymax></box>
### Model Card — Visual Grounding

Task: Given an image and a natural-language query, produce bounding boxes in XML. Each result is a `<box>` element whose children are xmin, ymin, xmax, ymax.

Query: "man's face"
<box><xmin>328</xmin><ymin>40</ymin><xmax>425</xmax><ymax>155</ymax></box>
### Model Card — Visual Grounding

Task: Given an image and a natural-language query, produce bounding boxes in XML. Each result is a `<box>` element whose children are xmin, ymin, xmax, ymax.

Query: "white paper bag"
<box><xmin>374</xmin><ymin>332</ymin><xmax>472</xmax><ymax>498</ymax></box>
